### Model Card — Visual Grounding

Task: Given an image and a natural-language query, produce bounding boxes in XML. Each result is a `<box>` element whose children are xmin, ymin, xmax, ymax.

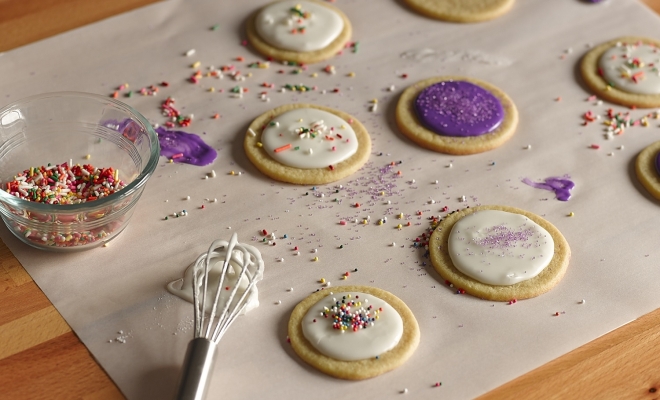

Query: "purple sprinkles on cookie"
<box><xmin>414</xmin><ymin>80</ymin><xmax>504</xmax><ymax>137</ymax></box>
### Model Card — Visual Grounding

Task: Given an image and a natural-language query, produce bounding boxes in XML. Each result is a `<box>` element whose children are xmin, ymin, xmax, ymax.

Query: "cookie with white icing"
<box><xmin>288</xmin><ymin>285</ymin><xmax>420</xmax><ymax>380</ymax></box>
<box><xmin>244</xmin><ymin>103</ymin><xmax>371</xmax><ymax>185</ymax></box>
<box><xmin>429</xmin><ymin>205</ymin><xmax>570</xmax><ymax>301</ymax></box>
<box><xmin>395</xmin><ymin>76</ymin><xmax>518</xmax><ymax>155</ymax></box>
<box><xmin>636</xmin><ymin>141</ymin><xmax>660</xmax><ymax>200</ymax></box>
<box><xmin>581</xmin><ymin>36</ymin><xmax>660</xmax><ymax>108</ymax></box>
<box><xmin>246</xmin><ymin>0</ymin><xmax>352</xmax><ymax>64</ymax></box>
<box><xmin>402</xmin><ymin>0</ymin><xmax>515</xmax><ymax>23</ymax></box>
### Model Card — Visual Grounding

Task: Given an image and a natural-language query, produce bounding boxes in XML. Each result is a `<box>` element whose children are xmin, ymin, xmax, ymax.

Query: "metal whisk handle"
<box><xmin>175</xmin><ymin>338</ymin><xmax>217</xmax><ymax>400</ymax></box>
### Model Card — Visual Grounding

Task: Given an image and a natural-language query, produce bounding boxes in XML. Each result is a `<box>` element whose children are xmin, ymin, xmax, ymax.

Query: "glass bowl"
<box><xmin>0</xmin><ymin>92</ymin><xmax>160</xmax><ymax>251</ymax></box>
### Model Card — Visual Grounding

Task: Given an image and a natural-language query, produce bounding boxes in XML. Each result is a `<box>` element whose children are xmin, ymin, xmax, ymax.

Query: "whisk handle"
<box><xmin>175</xmin><ymin>338</ymin><xmax>217</xmax><ymax>400</ymax></box>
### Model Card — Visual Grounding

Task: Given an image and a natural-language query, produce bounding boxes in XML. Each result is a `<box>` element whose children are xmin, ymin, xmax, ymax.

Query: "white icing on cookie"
<box><xmin>255</xmin><ymin>1</ymin><xmax>344</xmax><ymax>52</ymax></box>
<box><xmin>448</xmin><ymin>210</ymin><xmax>554</xmax><ymax>286</ymax></box>
<box><xmin>166</xmin><ymin>239</ymin><xmax>264</xmax><ymax>315</ymax></box>
<box><xmin>302</xmin><ymin>292</ymin><xmax>403</xmax><ymax>361</ymax></box>
<box><xmin>261</xmin><ymin>108</ymin><xmax>358</xmax><ymax>169</ymax></box>
<box><xmin>599</xmin><ymin>42</ymin><xmax>660</xmax><ymax>95</ymax></box>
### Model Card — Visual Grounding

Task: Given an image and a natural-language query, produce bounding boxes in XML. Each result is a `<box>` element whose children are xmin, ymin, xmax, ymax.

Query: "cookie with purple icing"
<box><xmin>396</xmin><ymin>76</ymin><xmax>518</xmax><ymax>155</ymax></box>
<box><xmin>635</xmin><ymin>140</ymin><xmax>660</xmax><ymax>200</ymax></box>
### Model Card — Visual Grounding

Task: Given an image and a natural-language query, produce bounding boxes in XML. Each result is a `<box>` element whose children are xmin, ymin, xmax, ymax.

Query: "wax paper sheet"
<box><xmin>2</xmin><ymin>0</ymin><xmax>660</xmax><ymax>398</ymax></box>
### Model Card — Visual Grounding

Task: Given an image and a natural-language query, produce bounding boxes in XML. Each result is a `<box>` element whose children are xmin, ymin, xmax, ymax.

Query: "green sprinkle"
<box><xmin>211</xmin><ymin>24</ymin><xmax>219</xmax><ymax>31</ymax></box>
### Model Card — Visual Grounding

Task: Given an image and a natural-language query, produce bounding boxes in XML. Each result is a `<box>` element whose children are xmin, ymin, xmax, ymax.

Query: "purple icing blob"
<box><xmin>155</xmin><ymin>127</ymin><xmax>217</xmax><ymax>166</ymax></box>
<box><xmin>414</xmin><ymin>81</ymin><xmax>504</xmax><ymax>137</ymax></box>
<box><xmin>522</xmin><ymin>176</ymin><xmax>575</xmax><ymax>201</ymax></box>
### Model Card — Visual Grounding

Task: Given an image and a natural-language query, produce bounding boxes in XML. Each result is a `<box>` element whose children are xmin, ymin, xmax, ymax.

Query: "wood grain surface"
<box><xmin>2</xmin><ymin>1</ymin><xmax>660</xmax><ymax>399</ymax></box>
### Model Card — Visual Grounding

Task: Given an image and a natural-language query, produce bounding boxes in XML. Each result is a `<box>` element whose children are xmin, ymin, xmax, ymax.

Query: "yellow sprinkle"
<box><xmin>605</xmin><ymin>85</ymin><xmax>612</xmax><ymax>91</ymax></box>
<box><xmin>372</xmin><ymin>99</ymin><xmax>378</xmax><ymax>104</ymax></box>
<box><xmin>397</xmin><ymin>224</ymin><xmax>402</xmax><ymax>229</ymax></box>
<box><xmin>295</xmin><ymin>4</ymin><xmax>301</xmax><ymax>9</ymax></box>
<box><xmin>398</xmin><ymin>213</ymin><xmax>404</xmax><ymax>219</ymax></box>
<box><xmin>375</xmin><ymin>315</ymin><xmax>379</xmax><ymax>320</ymax></box>
<box><xmin>362</xmin><ymin>219</ymin><xmax>368</xmax><ymax>225</ymax></box>
<box><xmin>247</xmin><ymin>72</ymin><xmax>253</xmax><ymax>78</ymax></box>
<box><xmin>342</xmin><ymin>276</ymin><xmax>347</xmax><ymax>280</ymax></box>
<box><xmin>320</xmin><ymin>278</ymin><xmax>325</xmax><ymax>283</ymax></box>
<box><xmin>103</xmin><ymin>242</ymin><xmax>110</xmax><ymax>247</ymax></box>
<box><xmin>208</xmin><ymin>87</ymin><xmax>215</xmax><ymax>92</ymax></box>
<box><xmin>340</xmin><ymin>125</ymin><xmax>346</xmax><ymax>129</ymax></box>
<box><xmin>298</xmin><ymin>118</ymin><xmax>303</xmax><ymax>122</ymax></box>
<box><xmin>311</xmin><ymin>73</ymin><xmax>318</xmax><ymax>78</ymax></box>
<box><xmin>168</xmin><ymin>159</ymin><xmax>173</xmax><ymax>163</ymax></box>
<box><xmin>85</xmin><ymin>154</ymin><xmax>91</xmax><ymax>160</ymax></box>
<box><xmin>347</xmin><ymin>72</ymin><xmax>355</xmax><ymax>77</ymax></box>
<box><xmin>256</xmin><ymin>142</ymin><xmax>263</xmax><ymax>147</ymax></box>
<box><xmin>380</xmin><ymin>191</ymin><xmax>385</xmax><ymax>196</ymax></box>
<box><xmin>568</xmin><ymin>212</ymin><xmax>574</xmax><ymax>217</ymax></box>
<box><xmin>313</xmin><ymin>256</ymin><xmax>319</xmax><ymax>262</ymax></box>
<box><xmin>642</xmin><ymin>117</ymin><xmax>649</xmax><ymax>127</ymax></box>
<box><xmin>230</xmin><ymin>171</ymin><xmax>235</xmax><ymax>175</ymax></box>
<box><xmin>124</xmin><ymin>83</ymin><xmax>130</xmax><ymax>89</ymax></box>
<box><xmin>347</xmin><ymin>294</ymin><xmax>351</xmax><ymax>298</ymax></box>
<box><xmin>258</xmin><ymin>63</ymin><xmax>269</xmax><ymax>69</ymax></box>
<box><xmin>192</xmin><ymin>61</ymin><xmax>201</xmax><ymax>68</ymax></box>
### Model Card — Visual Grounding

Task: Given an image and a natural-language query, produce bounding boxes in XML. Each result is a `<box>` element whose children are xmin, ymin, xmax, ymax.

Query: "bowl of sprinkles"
<box><xmin>0</xmin><ymin>92</ymin><xmax>159</xmax><ymax>251</ymax></box>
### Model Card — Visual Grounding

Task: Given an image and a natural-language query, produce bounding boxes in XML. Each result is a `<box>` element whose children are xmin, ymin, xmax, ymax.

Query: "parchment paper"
<box><xmin>2</xmin><ymin>0</ymin><xmax>660</xmax><ymax>398</ymax></box>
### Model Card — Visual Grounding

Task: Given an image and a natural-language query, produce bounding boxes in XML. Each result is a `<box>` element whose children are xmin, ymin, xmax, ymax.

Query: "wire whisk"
<box><xmin>173</xmin><ymin>233</ymin><xmax>264</xmax><ymax>400</ymax></box>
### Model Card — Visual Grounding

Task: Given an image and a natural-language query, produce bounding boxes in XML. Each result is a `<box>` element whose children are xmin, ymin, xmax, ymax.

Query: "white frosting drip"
<box><xmin>302</xmin><ymin>292</ymin><xmax>403</xmax><ymax>361</ymax></box>
<box><xmin>255</xmin><ymin>1</ymin><xmax>344</xmax><ymax>52</ymax></box>
<box><xmin>261</xmin><ymin>108</ymin><xmax>358</xmax><ymax>169</ymax></box>
<box><xmin>448</xmin><ymin>210</ymin><xmax>554</xmax><ymax>286</ymax></box>
<box><xmin>599</xmin><ymin>42</ymin><xmax>660</xmax><ymax>95</ymax></box>
<box><xmin>167</xmin><ymin>240</ymin><xmax>264</xmax><ymax>315</ymax></box>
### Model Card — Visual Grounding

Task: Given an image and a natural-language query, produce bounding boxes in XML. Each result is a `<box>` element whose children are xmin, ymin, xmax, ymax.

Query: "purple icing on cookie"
<box><xmin>156</xmin><ymin>127</ymin><xmax>217</xmax><ymax>166</ymax></box>
<box><xmin>414</xmin><ymin>81</ymin><xmax>504</xmax><ymax>137</ymax></box>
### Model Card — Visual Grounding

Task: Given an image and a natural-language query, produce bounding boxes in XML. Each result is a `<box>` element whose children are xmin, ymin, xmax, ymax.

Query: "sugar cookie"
<box><xmin>635</xmin><ymin>140</ymin><xmax>660</xmax><ymax>200</ymax></box>
<box><xmin>246</xmin><ymin>0</ymin><xmax>352</xmax><ymax>64</ymax></box>
<box><xmin>429</xmin><ymin>205</ymin><xmax>570</xmax><ymax>301</ymax></box>
<box><xmin>581</xmin><ymin>36</ymin><xmax>660</xmax><ymax>108</ymax></box>
<box><xmin>288</xmin><ymin>285</ymin><xmax>420</xmax><ymax>380</ymax></box>
<box><xmin>396</xmin><ymin>76</ymin><xmax>518</xmax><ymax>155</ymax></box>
<box><xmin>244</xmin><ymin>103</ymin><xmax>371</xmax><ymax>185</ymax></box>
<box><xmin>402</xmin><ymin>0</ymin><xmax>515</xmax><ymax>23</ymax></box>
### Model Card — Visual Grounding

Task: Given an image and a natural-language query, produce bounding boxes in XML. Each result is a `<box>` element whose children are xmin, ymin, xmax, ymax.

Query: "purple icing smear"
<box><xmin>522</xmin><ymin>176</ymin><xmax>575</xmax><ymax>201</ymax></box>
<box><xmin>155</xmin><ymin>127</ymin><xmax>217</xmax><ymax>166</ymax></box>
<box><xmin>414</xmin><ymin>80</ymin><xmax>504</xmax><ymax>137</ymax></box>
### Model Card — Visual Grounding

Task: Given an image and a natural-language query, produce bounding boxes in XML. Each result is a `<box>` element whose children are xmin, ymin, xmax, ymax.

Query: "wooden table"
<box><xmin>2</xmin><ymin>1</ymin><xmax>660</xmax><ymax>398</ymax></box>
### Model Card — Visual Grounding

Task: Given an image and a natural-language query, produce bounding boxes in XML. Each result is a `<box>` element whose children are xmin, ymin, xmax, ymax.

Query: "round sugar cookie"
<box><xmin>581</xmin><ymin>36</ymin><xmax>660</xmax><ymax>108</ymax></box>
<box><xmin>402</xmin><ymin>0</ymin><xmax>515</xmax><ymax>23</ymax></box>
<box><xmin>429</xmin><ymin>205</ymin><xmax>570</xmax><ymax>301</ymax></box>
<box><xmin>395</xmin><ymin>76</ymin><xmax>518</xmax><ymax>155</ymax></box>
<box><xmin>246</xmin><ymin>0</ymin><xmax>352</xmax><ymax>64</ymax></box>
<box><xmin>288</xmin><ymin>285</ymin><xmax>420</xmax><ymax>380</ymax></box>
<box><xmin>635</xmin><ymin>141</ymin><xmax>660</xmax><ymax>200</ymax></box>
<box><xmin>244</xmin><ymin>103</ymin><xmax>371</xmax><ymax>185</ymax></box>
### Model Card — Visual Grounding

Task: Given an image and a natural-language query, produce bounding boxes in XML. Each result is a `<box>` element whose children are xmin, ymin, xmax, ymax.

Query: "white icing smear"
<box><xmin>261</xmin><ymin>108</ymin><xmax>359</xmax><ymax>169</ymax></box>
<box><xmin>167</xmin><ymin>239</ymin><xmax>264</xmax><ymax>315</ymax></box>
<box><xmin>302</xmin><ymin>292</ymin><xmax>403</xmax><ymax>361</ymax></box>
<box><xmin>255</xmin><ymin>1</ymin><xmax>344</xmax><ymax>52</ymax></box>
<box><xmin>448</xmin><ymin>210</ymin><xmax>554</xmax><ymax>286</ymax></box>
<box><xmin>599</xmin><ymin>42</ymin><xmax>660</xmax><ymax>95</ymax></box>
